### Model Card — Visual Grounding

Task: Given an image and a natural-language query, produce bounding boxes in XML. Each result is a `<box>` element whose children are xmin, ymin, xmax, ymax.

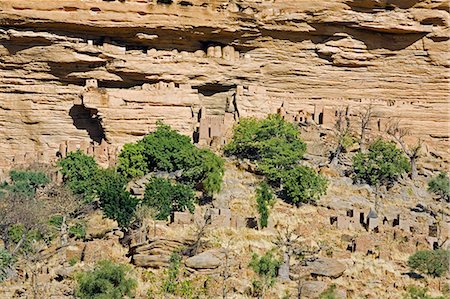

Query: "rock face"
<box><xmin>130</xmin><ymin>237</ymin><xmax>190</xmax><ymax>268</ymax></box>
<box><xmin>306</xmin><ymin>257</ymin><xmax>347</xmax><ymax>278</ymax></box>
<box><xmin>0</xmin><ymin>0</ymin><xmax>448</xmax><ymax>175</ymax></box>
<box><xmin>185</xmin><ymin>251</ymin><xmax>222</xmax><ymax>270</ymax></box>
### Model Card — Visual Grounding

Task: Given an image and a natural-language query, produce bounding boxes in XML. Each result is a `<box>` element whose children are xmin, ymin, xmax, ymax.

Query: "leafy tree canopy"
<box><xmin>58</xmin><ymin>150</ymin><xmax>98</xmax><ymax>198</ymax></box>
<box><xmin>76</xmin><ymin>260</ymin><xmax>136</xmax><ymax>299</ymax></box>
<box><xmin>143</xmin><ymin>177</ymin><xmax>195</xmax><ymax>220</ymax></box>
<box><xmin>256</xmin><ymin>182</ymin><xmax>275</xmax><ymax>228</ymax></box>
<box><xmin>249</xmin><ymin>251</ymin><xmax>281</xmax><ymax>296</ymax></box>
<box><xmin>408</xmin><ymin>249</ymin><xmax>450</xmax><ymax>278</ymax></box>
<box><xmin>428</xmin><ymin>171</ymin><xmax>450</xmax><ymax>202</ymax></box>
<box><xmin>94</xmin><ymin>169</ymin><xmax>138</xmax><ymax>228</ymax></box>
<box><xmin>0</xmin><ymin>170</ymin><xmax>49</xmax><ymax>198</ymax></box>
<box><xmin>353</xmin><ymin>139</ymin><xmax>410</xmax><ymax>187</ymax></box>
<box><xmin>118</xmin><ymin>122</ymin><xmax>224</xmax><ymax>195</ymax></box>
<box><xmin>225</xmin><ymin>115</ymin><xmax>306</xmax><ymax>180</ymax></box>
<box><xmin>280</xmin><ymin>166</ymin><xmax>328</xmax><ymax>205</ymax></box>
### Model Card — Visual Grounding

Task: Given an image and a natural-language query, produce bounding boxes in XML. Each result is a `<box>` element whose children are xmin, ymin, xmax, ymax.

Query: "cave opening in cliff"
<box><xmin>69</xmin><ymin>105</ymin><xmax>105</xmax><ymax>143</ymax></box>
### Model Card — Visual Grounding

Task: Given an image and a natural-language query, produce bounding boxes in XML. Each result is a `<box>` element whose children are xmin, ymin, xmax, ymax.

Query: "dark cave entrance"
<box><xmin>69</xmin><ymin>105</ymin><xmax>105</xmax><ymax>143</ymax></box>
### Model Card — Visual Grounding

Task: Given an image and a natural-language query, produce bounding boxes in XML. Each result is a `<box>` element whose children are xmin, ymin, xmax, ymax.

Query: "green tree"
<box><xmin>256</xmin><ymin>182</ymin><xmax>274</xmax><ymax>228</ymax></box>
<box><xmin>428</xmin><ymin>172</ymin><xmax>450</xmax><ymax>202</ymax></box>
<box><xmin>408</xmin><ymin>249</ymin><xmax>450</xmax><ymax>278</ymax></box>
<box><xmin>280</xmin><ymin>166</ymin><xmax>328</xmax><ymax>205</ymax></box>
<box><xmin>58</xmin><ymin>150</ymin><xmax>98</xmax><ymax>198</ymax></box>
<box><xmin>76</xmin><ymin>260</ymin><xmax>136</xmax><ymax>299</ymax></box>
<box><xmin>225</xmin><ymin>115</ymin><xmax>326</xmax><ymax>205</ymax></box>
<box><xmin>225</xmin><ymin>115</ymin><xmax>306</xmax><ymax>182</ymax></box>
<box><xmin>249</xmin><ymin>251</ymin><xmax>281</xmax><ymax>299</ymax></box>
<box><xmin>94</xmin><ymin>169</ymin><xmax>138</xmax><ymax>229</ymax></box>
<box><xmin>352</xmin><ymin>139</ymin><xmax>410</xmax><ymax>187</ymax></box>
<box><xmin>143</xmin><ymin>177</ymin><xmax>195</xmax><ymax>220</ymax></box>
<box><xmin>0</xmin><ymin>170</ymin><xmax>49</xmax><ymax>198</ymax></box>
<box><xmin>118</xmin><ymin>122</ymin><xmax>224</xmax><ymax>195</ymax></box>
<box><xmin>117</xmin><ymin>142</ymin><xmax>147</xmax><ymax>179</ymax></box>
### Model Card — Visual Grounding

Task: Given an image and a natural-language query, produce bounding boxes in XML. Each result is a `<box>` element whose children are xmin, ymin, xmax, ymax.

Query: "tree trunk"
<box><xmin>410</xmin><ymin>157</ymin><xmax>418</xmax><ymax>179</ymax></box>
<box><xmin>60</xmin><ymin>216</ymin><xmax>68</xmax><ymax>247</ymax></box>
<box><xmin>360</xmin><ymin>128</ymin><xmax>366</xmax><ymax>153</ymax></box>
<box><xmin>330</xmin><ymin>144</ymin><xmax>343</xmax><ymax>166</ymax></box>
<box><xmin>278</xmin><ymin>251</ymin><xmax>290</xmax><ymax>281</ymax></box>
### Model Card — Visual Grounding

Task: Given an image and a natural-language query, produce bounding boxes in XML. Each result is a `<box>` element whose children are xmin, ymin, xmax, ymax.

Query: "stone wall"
<box><xmin>0</xmin><ymin>0</ymin><xmax>448</xmax><ymax>171</ymax></box>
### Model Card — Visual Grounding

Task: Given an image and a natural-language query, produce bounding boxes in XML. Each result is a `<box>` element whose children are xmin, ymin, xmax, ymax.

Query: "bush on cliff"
<box><xmin>118</xmin><ymin>122</ymin><xmax>224</xmax><ymax>195</ymax></box>
<box><xmin>76</xmin><ymin>260</ymin><xmax>136</xmax><ymax>299</ymax></box>
<box><xmin>94</xmin><ymin>169</ymin><xmax>138</xmax><ymax>228</ymax></box>
<box><xmin>428</xmin><ymin>171</ymin><xmax>450</xmax><ymax>202</ymax></box>
<box><xmin>225</xmin><ymin>114</ymin><xmax>306</xmax><ymax>182</ymax></box>
<box><xmin>408</xmin><ymin>249</ymin><xmax>450</xmax><ymax>278</ymax></box>
<box><xmin>280</xmin><ymin>166</ymin><xmax>328</xmax><ymax>205</ymax></box>
<box><xmin>256</xmin><ymin>182</ymin><xmax>274</xmax><ymax>229</ymax></box>
<box><xmin>352</xmin><ymin>139</ymin><xmax>410</xmax><ymax>187</ymax></box>
<box><xmin>0</xmin><ymin>170</ymin><xmax>49</xmax><ymax>199</ymax></box>
<box><xmin>58</xmin><ymin>150</ymin><xmax>98</xmax><ymax>198</ymax></box>
<box><xmin>225</xmin><ymin>115</ymin><xmax>327</xmax><ymax>203</ymax></box>
<box><xmin>59</xmin><ymin>152</ymin><xmax>137</xmax><ymax>228</ymax></box>
<box><xmin>143</xmin><ymin>177</ymin><xmax>195</xmax><ymax>220</ymax></box>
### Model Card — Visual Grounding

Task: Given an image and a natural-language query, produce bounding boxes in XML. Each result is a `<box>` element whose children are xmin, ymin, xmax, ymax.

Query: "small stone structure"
<box><xmin>171</xmin><ymin>207</ymin><xmax>266</xmax><ymax>231</ymax></box>
<box><xmin>330</xmin><ymin>205</ymin><xmax>449</xmax><ymax>254</ymax></box>
<box><xmin>197</xmin><ymin>107</ymin><xmax>235</xmax><ymax>147</ymax></box>
<box><xmin>58</xmin><ymin>139</ymin><xmax>118</xmax><ymax>168</ymax></box>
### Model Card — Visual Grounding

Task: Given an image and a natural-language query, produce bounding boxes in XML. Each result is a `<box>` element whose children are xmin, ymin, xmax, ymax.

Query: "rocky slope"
<box><xmin>0</xmin><ymin>0</ymin><xmax>449</xmax><ymax>177</ymax></box>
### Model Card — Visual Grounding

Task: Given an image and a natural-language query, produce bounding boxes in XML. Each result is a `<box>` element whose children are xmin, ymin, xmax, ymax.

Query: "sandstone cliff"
<box><xmin>0</xmin><ymin>0</ymin><xmax>448</xmax><ymax>173</ymax></box>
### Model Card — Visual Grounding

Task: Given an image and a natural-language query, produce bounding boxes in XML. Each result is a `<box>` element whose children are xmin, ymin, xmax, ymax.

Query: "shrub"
<box><xmin>143</xmin><ymin>177</ymin><xmax>195</xmax><ymax>220</ymax></box>
<box><xmin>7</xmin><ymin>224</ymin><xmax>44</xmax><ymax>254</ymax></box>
<box><xmin>353</xmin><ymin>139</ymin><xmax>410</xmax><ymax>187</ymax></box>
<box><xmin>118</xmin><ymin>122</ymin><xmax>224</xmax><ymax>194</ymax></box>
<box><xmin>225</xmin><ymin>115</ymin><xmax>327</xmax><ymax>205</ymax></box>
<box><xmin>280</xmin><ymin>166</ymin><xmax>328</xmax><ymax>204</ymax></box>
<box><xmin>428</xmin><ymin>172</ymin><xmax>450</xmax><ymax>202</ymax></box>
<box><xmin>162</xmin><ymin>252</ymin><xmax>181</xmax><ymax>294</ymax></box>
<box><xmin>1</xmin><ymin>170</ymin><xmax>49</xmax><ymax>198</ymax></box>
<box><xmin>58</xmin><ymin>150</ymin><xmax>98</xmax><ymax>198</ymax></box>
<box><xmin>225</xmin><ymin>115</ymin><xmax>306</xmax><ymax>181</ymax></box>
<box><xmin>0</xmin><ymin>248</ymin><xmax>14</xmax><ymax>282</ymax></box>
<box><xmin>194</xmin><ymin>149</ymin><xmax>224</xmax><ymax>195</ymax></box>
<box><xmin>94</xmin><ymin>169</ymin><xmax>138</xmax><ymax>228</ymax></box>
<box><xmin>76</xmin><ymin>260</ymin><xmax>136</xmax><ymax>299</ymax></box>
<box><xmin>256</xmin><ymin>182</ymin><xmax>274</xmax><ymax>228</ymax></box>
<box><xmin>403</xmin><ymin>286</ymin><xmax>446</xmax><ymax>299</ymax></box>
<box><xmin>117</xmin><ymin>142</ymin><xmax>147</xmax><ymax>179</ymax></box>
<box><xmin>249</xmin><ymin>251</ymin><xmax>281</xmax><ymax>298</ymax></box>
<box><xmin>408</xmin><ymin>249</ymin><xmax>450</xmax><ymax>277</ymax></box>
<box><xmin>68</xmin><ymin>221</ymin><xmax>86</xmax><ymax>240</ymax></box>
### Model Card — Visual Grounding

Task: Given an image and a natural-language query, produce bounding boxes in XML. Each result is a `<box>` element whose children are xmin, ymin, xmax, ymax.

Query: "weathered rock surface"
<box><xmin>306</xmin><ymin>257</ymin><xmax>347</xmax><ymax>278</ymax></box>
<box><xmin>185</xmin><ymin>251</ymin><xmax>222</xmax><ymax>270</ymax></box>
<box><xmin>300</xmin><ymin>281</ymin><xmax>328</xmax><ymax>299</ymax></box>
<box><xmin>85</xmin><ymin>210</ymin><xmax>118</xmax><ymax>239</ymax></box>
<box><xmin>0</xmin><ymin>0</ymin><xmax>448</xmax><ymax>176</ymax></box>
<box><xmin>130</xmin><ymin>237</ymin><xmax>190</xmax><ymax>268</ymax></box>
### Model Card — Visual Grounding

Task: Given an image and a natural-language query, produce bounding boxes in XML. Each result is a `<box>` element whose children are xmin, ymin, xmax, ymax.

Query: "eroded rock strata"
<box><xmin>0</xmin><ymin>0</ymin><xmax>448</xmax><ymax>174</ymax></box>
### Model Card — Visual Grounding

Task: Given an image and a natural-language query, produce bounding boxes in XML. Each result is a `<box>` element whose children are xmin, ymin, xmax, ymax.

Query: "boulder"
<box><xmin>306</xmin><ymin>258</ymin><xmax>346</xmax><ymax>278</ymax></box>
<box><xmin>185</xmin><ymin>251</ymin><xmax>222</xmax><ymax>269</ymax></box>
<box><xmin>132</xmin><ymin>254</ymin><xmax>170</xmax><ymax>268</ymax></box>
<box><xmin>85</xmin><ymin>211</ymin><xmax>118</xmax><ymax>239</ymax></box>
<box><xmin>301</xmin><ymin>281</ymin><xmax>328</xmax><ymax>298</ymax></box>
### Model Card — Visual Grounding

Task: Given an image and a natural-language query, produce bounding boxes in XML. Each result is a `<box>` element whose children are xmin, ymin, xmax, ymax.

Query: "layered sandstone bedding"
<box><xmin>0</xmin><ymin>0</ymin><xmax>448</xmax><ymax>174</ymax></box>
